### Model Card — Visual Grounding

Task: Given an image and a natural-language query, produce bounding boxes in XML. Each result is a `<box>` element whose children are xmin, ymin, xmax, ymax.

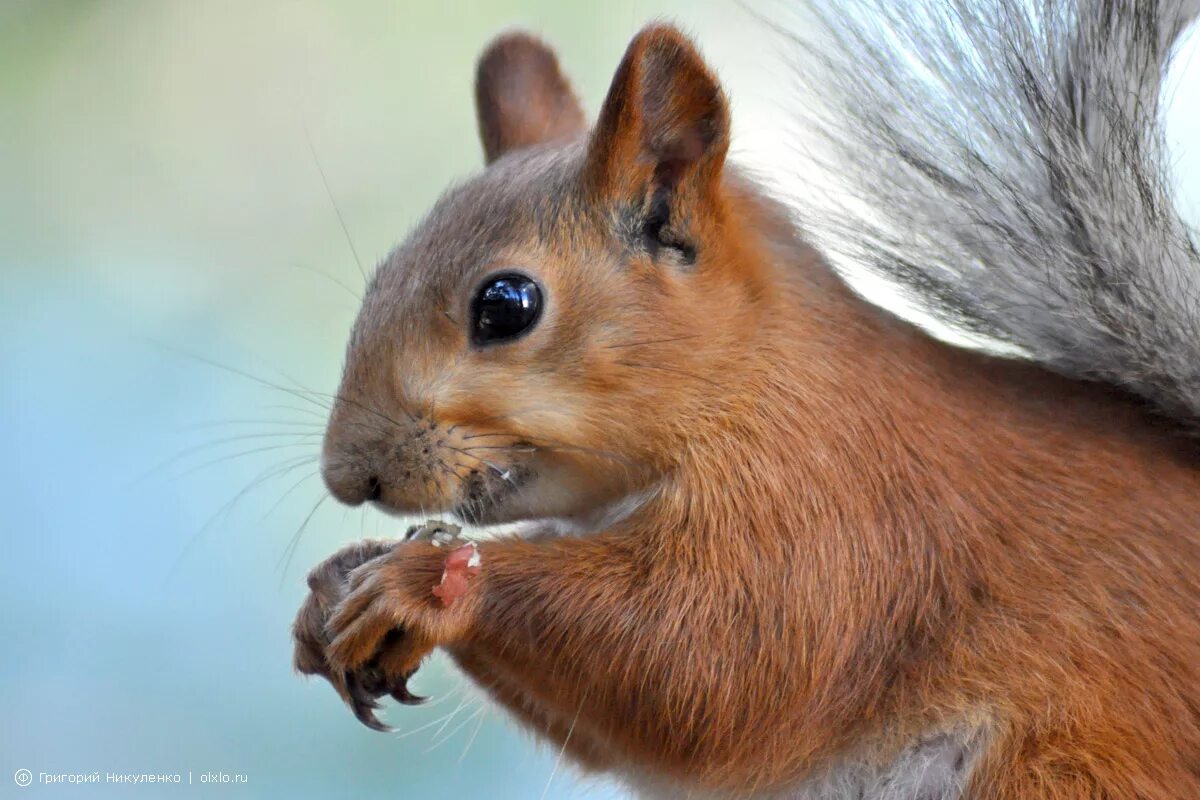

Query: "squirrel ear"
<box><xmin>475</xmin><ymin>32</ymin><xmax>587</xmax><ymax>164</ymax></box>
<box><xmin>584</xmin><ymin>24</ymin><xmax>730</xmax><ymax>208</ymax></box>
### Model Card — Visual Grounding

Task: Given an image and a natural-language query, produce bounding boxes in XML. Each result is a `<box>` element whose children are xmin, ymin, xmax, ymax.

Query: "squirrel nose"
<box><xmin>322</xmin><ymin>462</ymin><xmax>383</xmax><ymax>506</ymax></box>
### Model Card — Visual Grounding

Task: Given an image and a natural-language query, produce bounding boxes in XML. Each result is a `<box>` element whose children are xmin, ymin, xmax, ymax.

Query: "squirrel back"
<box><xmin>785</xmin><ymin>0</ymin><xmax>1200</xmax><ymax>423</ymax></box>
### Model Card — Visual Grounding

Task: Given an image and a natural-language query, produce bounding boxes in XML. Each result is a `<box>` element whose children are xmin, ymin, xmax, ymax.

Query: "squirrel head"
<box><xmin>322</xmin><ymin>24</ymin><xmax>778</xmax><ymax>527</ymax></box>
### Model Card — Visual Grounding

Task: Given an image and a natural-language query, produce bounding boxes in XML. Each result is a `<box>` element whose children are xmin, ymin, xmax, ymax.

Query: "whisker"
<box><xmin>459</xmin><ymin>430</ymin><xmax>557</xmax><ymax>443</ymax></box>
<box><xmin>185</xmin><ymin>359</ymin><xmax>389</xmax><ymax>451</ymax></box>
<box><xmin>457</xmin><ymin>705</ymin><xmax>488</xmax><ymax>764</ymax></box>
<box><xmin>458</xmin><ymin>432</ymin><xmax>512</xmax><ymax>441</ymax></box>
<box><xmin>425</xmin><ymin>703</ymin><xmax>485</xmax><ymax>753</ymax></box>
<box><xmin>461</xmin><ymin>439</ymin><xmax>637</xmax><ymax>469</ymax></box>
<box><xmin>139</xmin><ymin>432</ymin><xmax>321</xmax><ymax>482</ymax></box>
<box><xmin>459</xmin><ymin>430</ymin><xmax>575</xmax><ymax>445</ymax></box>
<box><xmin>165</xmin><ymin>453</ymin><xmax>319</xmax><ymax>583</ymax></box>
<box><xmin>261</xmin><ymin>469</ymin><xmax>321</xmax><ymax>520</ymax></box>
<box><xmin>175</xmin><ymin>418</ymin><xmax>324</xmax><ymax>433</ymax></box>
<box><xmin>442</xmin><ymin>445</ymin><xmax>514</xmax><ymax>484</ymax></box>
<box><xmin>615</xmin><ymin>360</ymin><xmax>724</xmax><ymax>389</ymax></box>
<box><xmin>393</xmin><ymin>694</ymin><xmax>470</xmax><ymax>740</ymax></box>
<box><xmin>263</xmin><ymin>403</ymin><xmax>328</xmax><ymax>420</ymax></box>
<box><xmin>426</xmin><ymin>692</ymin><xmax>472</xmax><ymax>742</ymax></box>
<box><xmin>435</xmin><ymin>458</ymin><xmax>469</xmax><ymax>485</ymax></box>
<box><xmin>155</xmin><ymin>346</ymin><xmax>334</xmax><ymax>414</ymax></box>
<box><xmin>539</xmin><ymin>700</ymin><xmax>583</xmax><ymax>800</ymax></box>
<box><xmin>303</xmin><ymin>124</ymin><xmax>367</xmax><ymax>285</ymax></box>
<box><xmin>604</xmin><ymin>334</ymin><xmax>701</xmax><ymax>349</ymax></box>
<box><xmin>228</xmin><ymin>374</ymin><xmax>413</xmax><ymax>432</ymax></box>
<box><xmin>325</xmin><ymin>388</ymin><xmax>417</xmax><ymax>428</ymax></box>
<box><xmin>176</xmin><ymin>441</ymin><xmax>320</xmax><ymax>479</ymax></box>
<box><xmin>455</xmin><ymin>406</ymin><xmax>562</xmax><ymax>428</ymax></box>
<box><xmin>290</xmin><ymin>261</ymin><xmax>362</xmax><ymax>302</ymax></box>
<box><xmin>277</xmin><ymin>492</ymin><xmax>330</xmax><ymax>586</ymax></box>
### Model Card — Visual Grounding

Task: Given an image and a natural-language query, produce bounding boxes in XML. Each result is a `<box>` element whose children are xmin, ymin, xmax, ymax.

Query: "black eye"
<box><xmin>470</xmin><ymin>272</ymin><xmax>543</xmax><ymax>346</ymax></box>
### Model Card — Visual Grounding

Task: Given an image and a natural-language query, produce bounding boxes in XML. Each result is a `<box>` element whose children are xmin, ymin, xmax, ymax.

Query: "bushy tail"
<box><xmin>784</xmin><ymin>0</ymin><xmax>1200</xmax><ymax>421</ymax></box>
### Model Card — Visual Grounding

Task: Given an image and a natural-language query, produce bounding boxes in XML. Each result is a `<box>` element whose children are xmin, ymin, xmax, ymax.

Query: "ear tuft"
<box><xmin>475</xmin><ymin>32</ymin><xmax>587</xmax><ymax>164</ymax></box>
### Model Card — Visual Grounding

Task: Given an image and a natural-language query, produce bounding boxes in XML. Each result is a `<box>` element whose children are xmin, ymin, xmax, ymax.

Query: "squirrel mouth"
<box><xmin>454</xmin><ymin>481</ymin><xmax>662</xmax><ymax>540</ymax></box>
<box><xmin>449</xmin><ymin>462</ymin><xmax>533</xmax><ymax>526</ymax></box>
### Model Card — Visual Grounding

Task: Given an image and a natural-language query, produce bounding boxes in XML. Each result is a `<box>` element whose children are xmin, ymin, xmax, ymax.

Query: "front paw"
<box><xmin>293</xmin><ymin>538</ymin><xmax>423</xmax><ymax>729</ymax></box>
<box><xmin>324</xmin><ymin>538</ymin><xmax>476</xmax><ymax>677</ymax></box>
<box><xmin>294</xmin><ymin>525</ymin><xmax>481</xmax><ymax>730</ymax></box>
<box><xmin>292</xmin><ymin>537</ymin><xmax>396</xmax><ymax>677</ymax></box>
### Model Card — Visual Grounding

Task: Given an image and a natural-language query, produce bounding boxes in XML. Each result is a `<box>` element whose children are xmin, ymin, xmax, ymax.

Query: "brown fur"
<box><xmin>297</xmin><ymin>24</ymin><xmax>1200</xmax><ymax>798</ymax></box>
<box><xmin>475</xmin><ymin>32</ymin><xmax>586</xmax><ymax>164</ymax></box>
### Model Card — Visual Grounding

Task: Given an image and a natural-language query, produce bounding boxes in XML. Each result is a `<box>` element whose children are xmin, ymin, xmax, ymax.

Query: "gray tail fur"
<box><xmin>782</xmin><ymin>0</ymin><xmax>1200</xmax><ymax>421</ymax></box>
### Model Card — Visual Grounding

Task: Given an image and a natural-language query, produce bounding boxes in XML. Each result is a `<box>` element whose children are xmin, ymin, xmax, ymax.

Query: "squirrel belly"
<box><xmin>296</xmin><ymin>1</ymin><xmax>1200</xmax><ymax>797</ymax></box>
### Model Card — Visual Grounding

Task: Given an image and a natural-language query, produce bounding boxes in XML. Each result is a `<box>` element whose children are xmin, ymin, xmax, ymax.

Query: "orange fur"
<box><xmin>298</xmin><ymin>24</ymin><xmax>1200</xmax><ymax>798</ymax></box>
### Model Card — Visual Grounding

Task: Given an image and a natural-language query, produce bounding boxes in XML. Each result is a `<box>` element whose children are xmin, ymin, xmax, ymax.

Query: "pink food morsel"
<box><xmin>431</xmin><ymin>542</ymin><xmax>481</xmax><ymax>607</ymax></box>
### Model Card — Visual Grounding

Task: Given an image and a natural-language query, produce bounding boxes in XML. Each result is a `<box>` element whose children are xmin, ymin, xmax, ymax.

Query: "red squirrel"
<box><xmin>292</xmin><ymin>2</ymin><xmax>1200</xmax><ymax>796</ymax></box>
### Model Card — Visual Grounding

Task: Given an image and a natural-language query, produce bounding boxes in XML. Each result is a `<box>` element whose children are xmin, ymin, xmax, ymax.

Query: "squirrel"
<box><xmin>291</xmin><ymin>1</ymin><xmax>1200</xmax><ymax>797</ymax></box>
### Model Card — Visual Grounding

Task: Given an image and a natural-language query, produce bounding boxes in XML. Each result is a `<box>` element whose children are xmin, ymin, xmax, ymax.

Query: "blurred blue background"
<box><xmin>0</xmin><ymin>1</ymin><xmax>1196</xmax><ymax>798</ymax></box>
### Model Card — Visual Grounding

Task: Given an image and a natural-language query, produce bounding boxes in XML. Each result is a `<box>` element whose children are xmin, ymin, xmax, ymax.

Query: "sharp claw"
<box><xmin>345</xmin><ymin>672</ymin><xmax>392</xmax><ymax>732</ymax></box>
<box><xmin>390</xmin><ymin>666</ymin><xmax>427</xmax><ymax>705</ymax></box>
<box><xmin>391</xmin><ymin>681</ymin><xmax>428</xmax><ymax>706</ymax></box>
<box><xmin>352</xmin><ymin>702</ymin><xmax>391</xmax><ymax>732</ymax></box>
<box><xmin>341</xmin><ymin>655</ymin><xmax>427</xmax><ymax>727</ymax></box>
<box><xmin>347</xmin><ymin>677</ymin><xmax>381</xmax><ymax>711</ymax></box>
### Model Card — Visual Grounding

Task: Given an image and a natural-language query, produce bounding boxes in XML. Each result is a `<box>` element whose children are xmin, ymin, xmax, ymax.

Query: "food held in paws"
<box><xmin>431</xmin><ymin>543</ymin><xmax>481</xmax><ymax>607</ymax></box>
